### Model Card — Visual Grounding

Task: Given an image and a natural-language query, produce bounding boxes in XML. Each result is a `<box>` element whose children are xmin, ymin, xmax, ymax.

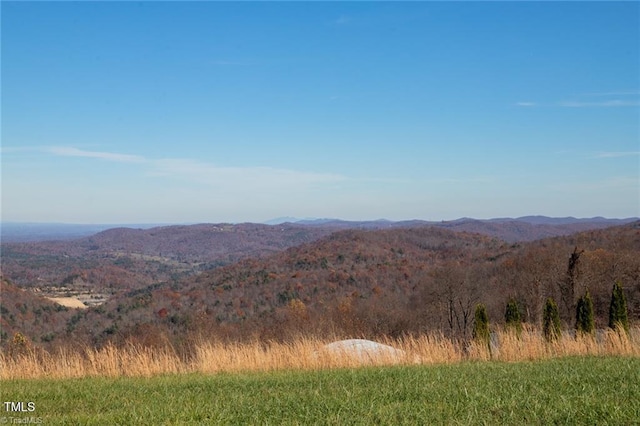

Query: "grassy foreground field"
<box><xmin>2</xmin><ymin>357</ymin><xmax>639</xmax><ymax>424</ymax></box>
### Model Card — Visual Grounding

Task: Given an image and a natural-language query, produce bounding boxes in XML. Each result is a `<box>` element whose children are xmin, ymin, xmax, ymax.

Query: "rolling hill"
<box><xmin>1</xmin><ymin>219</ymin><xmax>638</xmax><ymax>348</ymax></box>
<box><xmin>0</xmin><ymin>223</ymin><xmax>335</xmax><ymax>293</ymax></box>
<box><xmin>26</xmin><ymin>221</ymin><xmax>638</xmax><ymax>348</ymax></box>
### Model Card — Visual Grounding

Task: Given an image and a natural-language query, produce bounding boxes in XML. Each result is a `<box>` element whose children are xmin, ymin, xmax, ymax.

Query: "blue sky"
<box><xmin>2</xmin><ymin>1</ymin><xmax>639</xmax><ymax>224</ymax></box>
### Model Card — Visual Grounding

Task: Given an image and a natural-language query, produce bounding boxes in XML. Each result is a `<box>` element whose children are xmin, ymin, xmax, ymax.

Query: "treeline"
<box><xmin>471</xmin><ymin>279</ymin><xmax>630</xmax><ymax>352</ymax></box>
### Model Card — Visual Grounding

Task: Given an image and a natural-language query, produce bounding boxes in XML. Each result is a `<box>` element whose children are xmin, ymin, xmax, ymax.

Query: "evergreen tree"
<box><xmin>608</xmin><ymin>281</ymin><xmax>629</xmax><ymax>333</ymax></box>
<box><xmin>543</xmin><ymin>297</ymin><xmax>561</xmax><ymax>342</ymax></box>
<box><xmin>473</xmin><ymin>304</ymin><xmax>490</xmax><ymax>350</ymax></box>
<box><xmin>504</xmin><ymin>298</ymin><xmax>523</xmax><ymax>334</ymax></box>
<box><xmin>575</xmin><ymin>289</ymin><xmax>595</xmax><ymax>335</ymax></box>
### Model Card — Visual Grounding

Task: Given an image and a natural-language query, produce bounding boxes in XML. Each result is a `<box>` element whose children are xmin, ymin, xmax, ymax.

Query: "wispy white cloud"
<box><xmin>517</xmin><ymin>90</ymin><xmax>640</xmax><ymax>108</ymax></box>
<box><xmin>47</xmin><ymin>146</ymin><xmax>146</xmax><ymax>163</ymax></box>
<box><xmin>592</xmin><ymin>151</ymin><xmax>640</xmax><ymax>159</ymax></box>
<box><xmin>333</xmin><ymin>15</ymin><xmax>351</xmax><ymax>25</ymax></box>
<box><xmin>425</xmin><ymin>177</ymin><xmax>495</xmax><ymax>185</ymax></box>
<box><xmin>0</xmin><ymin>146</ymin><xmax>41</xmax><ymax>154</ymax></box>
<box><xmin>150</xmin><ymin>158</ymin><xmax>346</xmax><ymax>189</ymax></box>
<box><xmin>559</xmin><ymin>100</ymin><xmax>640</xmax><ymax>108</ymax></box>
<box><xmin>515</xmin><ymin>102</ymin><xmax>537</xmax><ymax>107</ymax></box>
<box><xmin>211</xmin><ymin>60</ymin><xmax>246</xmax><ymax>66</ymax></box>
<box><xmin>40</xmin><ymin>146</ymin><xmax>346</xmax><ymax>191</ymax></box>
<box><xmin>582</xmin><ymin>90</ymin><xmax>640</xmax><ymax>97</ymax></box>
<box><xmin>552</xmin><ymin>176</ymin><xmax>639</xmax><ymax>192</ymax></box>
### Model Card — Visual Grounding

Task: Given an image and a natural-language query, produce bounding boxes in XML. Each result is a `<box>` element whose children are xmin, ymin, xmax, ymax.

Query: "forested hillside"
<box><xmin>0</xmin><ymin>278</ymin><xmax>74</xmax><ymax>345</ymax></box>
<box><xmin>1</xmin><ymin>223</ymin><xmax>334</xmax><ymax>294</ymax></box>
<box><xmin>12</xmin><ymin>221</ymin><xmax>634</xmax><ymax>349</ymax></box>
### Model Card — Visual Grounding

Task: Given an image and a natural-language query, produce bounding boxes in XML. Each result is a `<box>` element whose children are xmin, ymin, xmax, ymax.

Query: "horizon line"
<box><xmin>2</xmin><ymin>215</ymin><xmax>639</xmax><ymax>227</ymax></box>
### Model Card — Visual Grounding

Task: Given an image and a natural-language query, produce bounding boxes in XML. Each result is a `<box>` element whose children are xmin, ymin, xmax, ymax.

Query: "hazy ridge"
<box><xmin>2</xmin><ymin>216</ymin><xmax>636</xmax><ymax>242</ymax></box>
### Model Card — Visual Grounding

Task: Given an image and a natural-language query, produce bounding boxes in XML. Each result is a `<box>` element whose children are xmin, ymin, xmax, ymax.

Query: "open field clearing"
<box><xmin>45</xmin><ymin>297</ymin><xmax>88</xmax><ymax>309</ymax></box>
<box><xmin>1</xmin><ymin>357</ymin><xmax>639</xmax><ymax>424</ymax></box>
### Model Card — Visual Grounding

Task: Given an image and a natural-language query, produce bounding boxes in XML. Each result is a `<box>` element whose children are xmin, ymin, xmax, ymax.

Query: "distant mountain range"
<box><xmin>262</xmin><ymin>216</ymin><xmax>639</xmax><ymax>242</ymax></box>
<box><xmin>0</xmin><ymin>222</ymin><xmax>166</xmax><ymax>242</ymax></box>
<box><xmin>2</xmin><ymin>216</ymin><xmax>637</xmax><ymax>242</ymax></box>
<box><xmin>268</xmin><ymin>215</ymin><xmax>638</xmax><ymax>227</ymax></box>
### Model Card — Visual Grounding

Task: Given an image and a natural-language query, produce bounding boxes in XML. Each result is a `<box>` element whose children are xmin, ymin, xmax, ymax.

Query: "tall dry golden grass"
<box><xmin>1</xmin><ymin>327</ymin><xmax>638</xmax><ymax>380</ymax></box>
<box><xmin>0</xmin><ymin>343</ymin><xmax>185</xmax><ymax>379</ymax></box>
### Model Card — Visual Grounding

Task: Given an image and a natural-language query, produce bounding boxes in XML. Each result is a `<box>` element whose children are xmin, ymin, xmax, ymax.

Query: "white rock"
<box><xmin>320</xmin><ymin>339</ymin><xmax>409</xmax><ymax>364</ymax></box>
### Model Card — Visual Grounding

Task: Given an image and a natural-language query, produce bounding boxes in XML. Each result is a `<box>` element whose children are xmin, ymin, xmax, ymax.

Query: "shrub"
<box><xmin>575</xmin><ymin>290</ymin><xmax>595</xmax><ymax>336</ymax></box>
<box><xmin>504</xmin><ymin>299</ymin><xmax>522</xmax><ymax>335</ymax></box>
<box><xmin>608</xmin><ymin>281</ymin><xmax>629</xmax><ymax>333</ymax></box>
<box><xmin>543</xmin><ymin>298</ymin><xmax>561</xmax><ymax>342</ymax></box>
<box><xmin>8</xmin><ymin>332</ymin><xmax>32</xmax><ymax>356</ymax></box>
<box><xmin>472</xmin><ymin>304</ymin><xmax>490</xmax><ymax>349</ymax></box>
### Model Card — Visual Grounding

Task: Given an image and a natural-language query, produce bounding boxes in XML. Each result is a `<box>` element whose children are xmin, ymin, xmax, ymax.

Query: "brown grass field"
<box><xmin>1</xmin><ymin>326</ymin><xmax>638</xmax><ymax>380</ymax></box>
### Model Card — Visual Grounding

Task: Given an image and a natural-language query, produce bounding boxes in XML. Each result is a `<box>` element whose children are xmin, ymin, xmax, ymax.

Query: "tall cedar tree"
<box><xmin>473</xmin><ymin>304</ymin><xmax>491</xmax><ymax>350</ymax></box>
<box><xmin>543</xmin><ymin>298</ymin><xmax>562</xmax><ymax>342</ymax></box>
<box><xmin>504</xmin><ymin>298</ymin><xmax>523</xmax><ymax>334</ymax></box>
<box><xmin>608</xmin><ymin>281</ymin><xmax>629</xmax><ymax>333</ymax></box>
<box><xmin>575</xmin><ymin>290</ymin><xmax>595</xmax><ymax>335</ymax></box>
<box><xmin>560</xmin><ymin>247</ymin><xmax>584</xmax><ymax>320</ymax></box>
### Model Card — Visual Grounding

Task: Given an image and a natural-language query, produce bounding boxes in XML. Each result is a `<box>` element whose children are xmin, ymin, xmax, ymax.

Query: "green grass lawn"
<box><xmin>2</xmin><ymin>356</ymin><xmax>639</xmax><ymax>425</ymax></box>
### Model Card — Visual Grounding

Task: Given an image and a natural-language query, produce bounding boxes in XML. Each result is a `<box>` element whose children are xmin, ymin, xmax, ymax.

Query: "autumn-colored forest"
<box><xmin>1</xmin><ymin>220</ymin><xmax>638</xmax><ymax>351</ymax></box>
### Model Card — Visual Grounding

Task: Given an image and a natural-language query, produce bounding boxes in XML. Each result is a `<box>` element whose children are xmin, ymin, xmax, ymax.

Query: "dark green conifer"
<box><xmin>473</xmin><ymin>304</ymin><xmax>490</xmax><ymax>350</ymax></box>
<box><xmin>504</xmin><ymin>298</ymin><xmax>523</xmax><ymax>335</ymax></box>
<box><xmin>543</xmin><ymin>297</ymin><xmax>561</xmax><ymax>342</ymax></box>
<box><xmin>608</xmin><ymin>281</ymin><xmax>629</xmax><ymax>333</ymax></box>
<box><xmin>575</xmin><ymin>289</ymin><xmax>595</xmax><ymax>335</ymax></box>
